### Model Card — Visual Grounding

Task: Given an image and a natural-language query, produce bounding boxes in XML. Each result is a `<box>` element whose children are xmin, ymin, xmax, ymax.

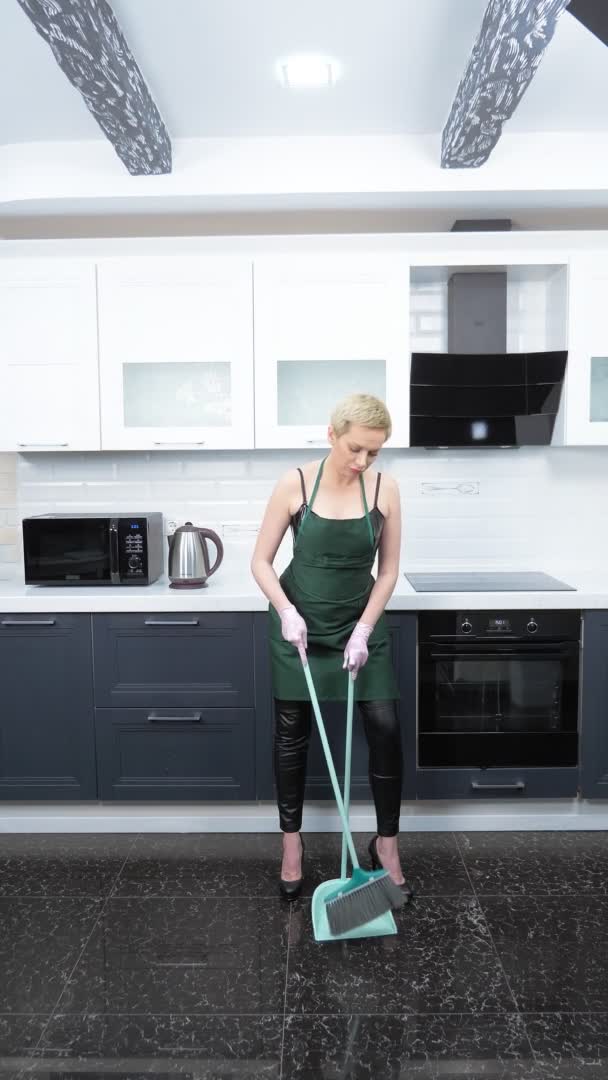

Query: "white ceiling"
<box><xmin>2</xmin><ymin>0</ymin><xmax>608</xmax><ymax>145</ymax></box>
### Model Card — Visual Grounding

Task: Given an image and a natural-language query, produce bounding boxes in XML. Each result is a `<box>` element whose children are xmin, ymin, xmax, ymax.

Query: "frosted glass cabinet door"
<box><xmin>0</xmin><ymin>260</ymin><xmax>100</xmax><ymax>451</ymax></box>
<box><xmin>97</xmin><ymin>257</ymin><xmax>254</xmax><ymax>449</ymax></box>
<box><xmin>253</xmin><ymin>256</ymin><xmax>410</xmax><ymax>448</ymax></box>
<box><xmin>566</xmin><ymin>255</ymin><xmax>608</xmax><ymax>445</ymax></box>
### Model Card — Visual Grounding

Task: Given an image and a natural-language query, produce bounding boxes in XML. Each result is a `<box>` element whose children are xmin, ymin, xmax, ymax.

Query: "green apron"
<box><xmin>268</xmin><ymin>458</ymin><xmax>399</xmax><ymax>702</ymax></box>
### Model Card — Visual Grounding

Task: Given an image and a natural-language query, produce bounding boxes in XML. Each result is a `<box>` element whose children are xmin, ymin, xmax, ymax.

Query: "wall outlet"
<box><xmin>420</xmin><ymin>481</ymin><xmax>480</xmax><ymax>496</ymax></box>
<box><xmin>166</xmin><ymin>519</ymin><xmax>178</xmax><ymax>535</ymax></box>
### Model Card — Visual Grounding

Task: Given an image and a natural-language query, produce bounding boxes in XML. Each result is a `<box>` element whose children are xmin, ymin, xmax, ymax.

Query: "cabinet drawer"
<box><xmin>93</xmin><ymin>613</ymin><xmax>254</xmax><ymax>707</ymax></box>
<box><xmin>416</xmin><ymin>767</ymin><xmax>579</xmax><ymax>800</ymax></box>
<box><xmin>95</xmin><ymin>707</ymin><xmax>255</xmax><ymax>800</ymax></box>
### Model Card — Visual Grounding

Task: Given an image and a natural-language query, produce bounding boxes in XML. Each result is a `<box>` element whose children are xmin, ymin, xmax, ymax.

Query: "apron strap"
<box><xmin>359</xmin><ymin>473</ymin><xmax>375</xmax><ymax>549</ymax></box>
<box><xmin>307</xmin><ymin>457</ymin><xmax>326</xmax><ymax>512</ymax></box>
<box><xmin>294</xmin><ymin>458</ymin><xmax>325</xmax><ymax>548</ymax></box>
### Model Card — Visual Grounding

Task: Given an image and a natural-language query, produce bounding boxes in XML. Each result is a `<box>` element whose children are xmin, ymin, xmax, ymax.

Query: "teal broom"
<box><xmin>301</xmin><ymin>654</ymin><xmax>405</xmax><ymax>939</ymax></box>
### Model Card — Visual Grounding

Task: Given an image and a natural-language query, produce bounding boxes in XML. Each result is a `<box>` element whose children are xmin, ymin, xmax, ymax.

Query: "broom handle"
<box><xmin>341</xmin><ymin>673</ymin><xmax>354</xmax><ymax>880</ymax></box>
<box><xmin>300</xmin><ymin>656</ymin><xmax>360</xmax><ymax>871</ymax></box>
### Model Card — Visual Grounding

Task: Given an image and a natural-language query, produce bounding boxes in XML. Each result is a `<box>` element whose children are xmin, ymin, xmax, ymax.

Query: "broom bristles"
<box><xmin>325</xmin><ymin>871</ymin><xmax>406</xmax><ymax>936</ymax></box>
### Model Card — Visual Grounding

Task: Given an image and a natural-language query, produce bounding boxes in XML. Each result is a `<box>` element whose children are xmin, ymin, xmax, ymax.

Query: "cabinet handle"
<box><xmin>147</xmin><ymin>713</ymin><xmax>202</xmax><ymax>723</ymax></box>
<box><xmin>470</xmin><ymin>781</ymin><xmax>526</xmax><ymax>792</ymax></box>
<box><xmin>17</xmin><ymin>442</ymin><xmax>69</xmax><ymax>448</ymax></box>
<box><xmin>144</xmin><ymin>618</ymin><xmax>200</xmax><ymax>626</ymax></box>
<box><xmin>305</xmin><ymin>439</ymin><xmax>327</xmax><ymax>445</ymax></box>
<box><xmin>1</xmin><ymin>618</ymin><xmax>57</xmax><ymax>626</ymax></box>
<box><xmin>153</xmin><ymin>441</ymin><xmax>206</xmax><ymax>446</ymax></box>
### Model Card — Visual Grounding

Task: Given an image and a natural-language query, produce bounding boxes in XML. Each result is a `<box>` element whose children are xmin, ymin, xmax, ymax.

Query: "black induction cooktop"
<box><xmin>404</xmin><ymin>571</ymin><xmax>575</xmax><ymax>592</ymax></box>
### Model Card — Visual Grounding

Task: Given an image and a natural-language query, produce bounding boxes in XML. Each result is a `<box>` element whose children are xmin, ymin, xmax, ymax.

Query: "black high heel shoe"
<box><xmin>279</xmin><ymin>836</ymin><xmax>305</xmax><ymax>900</ymax></box>
<box><xmin>369</xmin><ymin>835</ymin><xmax>414</xmax><ymax>903</ymax></box>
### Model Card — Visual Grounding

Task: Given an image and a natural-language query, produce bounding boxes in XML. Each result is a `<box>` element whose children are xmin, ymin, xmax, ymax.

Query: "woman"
<box><xmin>251</xmin><ymin>393</ymin><xmax>412</xmax><ymax>902</ymax></box>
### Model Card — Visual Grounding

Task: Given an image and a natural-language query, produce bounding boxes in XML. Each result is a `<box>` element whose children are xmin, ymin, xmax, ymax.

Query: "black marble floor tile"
<box><xmin>457</xmin><ymin>831</ymin><xmax>608</xmax><ymax>896</ymax></box>
<box><xmin>115</xmin><ymin>832</ymin><xmax>290</xmax><ymax>898</ymax></box>
<box><xmin>0</xmin><ymin>836</ymin><xmax>138</xmax><ymax>898</ymax></box>
<box><xmin>389</xmin><ymin>832</ymin><xmax>473</xmax><ymax>896</ymax></box>
<box><xmin>482</xmin><ymin>895</ymin><xmax>608</xmax><ymax>1012</ymax></box>
<box><xmin>282</xmin><ymin>1012</ymin><xmax>534</xmax><ymax>1079</ymax></box>
<box><xmin>0</xmin><ymin>899</ymin><xmax>102</xmax><ymax>1013</ymax></box>
<box><xmin>285</xmin><ymin>897</ymin><xmax>515</xmax><ymax>1016</ymax></box>
<box><xmin>21</xmin><ymin>1013</ymin><xmax>282</xmax><ymax>1079</ymax></box>
<box><xmin>523</xmin><ymin>1012</ymin><xmax>608</xmax><ymax>1077</ymax></box>
<box><xmin>0</xmin><ymin>1015</ymin><xmax>50</xmax><ymax>1080</ymax></box>
<box><xmin>58</xmin><ymin>898</ymin><xmax>289</xmax><ymax>1015</ymax></box>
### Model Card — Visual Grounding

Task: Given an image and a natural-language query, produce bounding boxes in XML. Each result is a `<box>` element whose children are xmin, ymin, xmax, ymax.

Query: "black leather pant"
<box><xmin>274</xmin><ymin>698</ymin><xmax>402</xmax><ymax>837</ymax></box>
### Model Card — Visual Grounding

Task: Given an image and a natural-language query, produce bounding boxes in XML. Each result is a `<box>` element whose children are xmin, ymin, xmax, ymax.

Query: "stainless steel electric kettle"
<box><xmin>167</xmin><ymin>521</ymin><xmax>224</xmax><ymax>589</ymax></box>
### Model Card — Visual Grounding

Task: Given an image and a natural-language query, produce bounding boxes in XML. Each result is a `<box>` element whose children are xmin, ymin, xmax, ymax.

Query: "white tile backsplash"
<box><xmin>6</xmin><ymin>445</ymin><xmax>607</xmax><ymax>577</ymax></box>
<box><xmin>0</xmin><ymin>454</ymin><xmax>17</xmax><ymax>577</ymax></box>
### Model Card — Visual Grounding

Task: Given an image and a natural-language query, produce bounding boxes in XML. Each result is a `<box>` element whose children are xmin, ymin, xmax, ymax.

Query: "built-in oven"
<box><xmin>418</xmin><ymin>610</ymin><xmax>580</xmax><ymax>770</ymax></box>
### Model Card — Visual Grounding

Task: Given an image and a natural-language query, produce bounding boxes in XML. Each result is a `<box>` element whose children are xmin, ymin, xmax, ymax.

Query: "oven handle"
<box><xmin>425</xmin><ymin>646</ymin><xmax>578</xmax><ymax>661</ymax></box>
<box><xmin>426</xmin><ymin>635</ymin><xmax>579</xmax><ymax>643</ymax></box>
<box><xmin>471</xmin><ymin>781</ymin><xmax>526</xmax><ymax>793</ymax></box>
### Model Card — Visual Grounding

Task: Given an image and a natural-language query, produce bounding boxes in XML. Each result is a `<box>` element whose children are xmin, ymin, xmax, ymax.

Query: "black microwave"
<box><xmin>22</xmin><ymin>513</ymin><xmax>164</xmax><ymax>586</ymax></box>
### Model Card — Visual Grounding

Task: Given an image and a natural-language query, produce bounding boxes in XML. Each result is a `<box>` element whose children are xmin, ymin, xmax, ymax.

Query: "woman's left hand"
<box><xmin>343</xmin><ymin>622</ymin><xmax>374</xmax><ymax>679</ymax></box>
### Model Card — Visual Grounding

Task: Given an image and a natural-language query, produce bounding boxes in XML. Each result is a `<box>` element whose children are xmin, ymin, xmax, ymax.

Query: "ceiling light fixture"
<box><xmin>278</xmin><ymin>54</ymin><xmax>339</xmax><ymax>89</ymax></box>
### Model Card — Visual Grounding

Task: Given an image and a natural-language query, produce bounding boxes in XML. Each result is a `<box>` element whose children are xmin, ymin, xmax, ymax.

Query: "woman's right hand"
<box><xmin>279</xmin><ymin>605</ymin><xmax>308</xmax><ymax>665</ymax></box>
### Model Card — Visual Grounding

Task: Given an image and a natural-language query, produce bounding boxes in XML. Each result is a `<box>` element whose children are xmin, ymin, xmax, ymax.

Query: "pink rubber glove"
<box><xmin>343</xmin><ymin>621</ymin><xmax>374</xmax><ymax>679</ymax></box>
<box><xmin>279</xmin><ymin>605</ymin><xmax>308</xmax><ymax>665</ymax></box>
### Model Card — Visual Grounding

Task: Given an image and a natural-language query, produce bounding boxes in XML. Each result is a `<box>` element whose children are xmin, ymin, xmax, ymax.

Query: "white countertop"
<box><xmin>0</xmin><ymin>562</ymin><xmax>607</xmax><ymax>612</ymax></box>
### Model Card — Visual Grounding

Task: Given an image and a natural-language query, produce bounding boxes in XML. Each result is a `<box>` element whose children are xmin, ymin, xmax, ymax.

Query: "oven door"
<box><xmin>418</xmin><ymin>640</ymin><xmax>579</xmax><ymax>768</ymax></box>
<box><xmin>23</xmin><ymin>518</ymin><xmax>117</xmax><ymax>585</ymax></box>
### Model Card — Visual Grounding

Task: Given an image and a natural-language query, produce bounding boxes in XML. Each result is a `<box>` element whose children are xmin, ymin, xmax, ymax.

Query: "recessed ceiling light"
<box><xmin>278</xmin><ymin>54</ymin><xmax>340</xmax><ymax>90</ymax></box>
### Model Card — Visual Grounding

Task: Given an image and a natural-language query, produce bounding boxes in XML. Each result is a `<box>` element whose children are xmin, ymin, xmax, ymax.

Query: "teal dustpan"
<box><xmin>305</xmin><ymin>664</ymin><xmax>397</xmax><ymax>943</ymax></box>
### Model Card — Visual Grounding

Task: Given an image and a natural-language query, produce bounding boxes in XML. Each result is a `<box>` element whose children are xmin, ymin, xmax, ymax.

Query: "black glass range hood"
<box><xmin>409</xmin><ymin>350</ymin><xmax>567</xmax><ymax>448</ymax></box>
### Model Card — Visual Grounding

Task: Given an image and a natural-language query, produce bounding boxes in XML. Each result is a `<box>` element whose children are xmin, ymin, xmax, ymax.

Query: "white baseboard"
<box><xmin>0</xmin><ymin>800</ymin><xmax>607</xmax><ymax>832</ymax></box>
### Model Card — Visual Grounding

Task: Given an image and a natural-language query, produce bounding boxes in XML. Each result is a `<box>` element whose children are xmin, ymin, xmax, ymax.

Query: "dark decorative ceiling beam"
<box><xmin>442</xmin><ymin>0</ymin><xmax>571</xmax><ymax>169</ymax></box>
<box><xmin>568</xmin><ymin>0</ymin><xmax>608</xmax><ymax>47</ymax></box>
<box><xmin>16</xmin><ymin>0</ymin><xmax>171</xmax><ymax>175</ymax></box>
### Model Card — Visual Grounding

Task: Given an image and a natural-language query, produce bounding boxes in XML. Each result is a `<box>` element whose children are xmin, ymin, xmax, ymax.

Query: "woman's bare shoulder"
<box><xmin>273</xmin><ymin>464</ymin><xmax>315</xmax><ymax>515</ymax></box>
<box><xmin>380</xmin><ymin>472</ymin><xmax>399</xmax><ymax>494</ymax></box>
<box><xmin>376</xmin><ymin>470</ymin><xmax>400</xmax><ymax>515</ymax></box>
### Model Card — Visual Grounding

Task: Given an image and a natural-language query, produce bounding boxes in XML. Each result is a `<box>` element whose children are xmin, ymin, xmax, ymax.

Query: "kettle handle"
<box><xmin>198</xmin><ymin>528</ymin><xmax>224</xmax><ymax>578</ymax></box>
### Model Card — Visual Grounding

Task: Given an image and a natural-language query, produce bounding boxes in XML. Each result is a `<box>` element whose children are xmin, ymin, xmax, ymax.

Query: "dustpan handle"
<box><xmin>300</xmin><ymin>655</ymin><xmax>360</xmax><ymax>871</ymax></box>
<box><xmin>341</xmin><ymin>673</ymin><xmax>354</xmax><ymax>880</ymax></box>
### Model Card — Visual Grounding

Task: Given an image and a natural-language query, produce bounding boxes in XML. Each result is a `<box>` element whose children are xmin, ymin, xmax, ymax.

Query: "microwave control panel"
<box><xmin>117</xmin><ymin>518</ymin><xmax>148</xmax><ymax>578</ymax></box>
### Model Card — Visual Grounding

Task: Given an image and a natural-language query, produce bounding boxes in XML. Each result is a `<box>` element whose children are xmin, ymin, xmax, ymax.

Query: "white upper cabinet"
<box><xmin>253</xmin><ymin>255</ymin><xmax>410</xmax><ymax>448</ymax></box>
<box><xmin>566</xmin><ymin>254</ymin><xmax>608</xmax><ymax>445</ymax></box>
<box><xmin>96</xmin><ymin>257</ymin><xmax>254</xmax><ymax>449</ymax></box>
<box><xmin>0</xmin><ymin>260</ymin><xmax>100</xmax><ymax>451</ymax></box>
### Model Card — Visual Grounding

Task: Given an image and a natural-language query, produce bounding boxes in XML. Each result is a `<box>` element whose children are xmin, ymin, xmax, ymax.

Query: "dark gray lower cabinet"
<box><xmin>93</xmin><ymin>612</ymin><xmax>256</xmax><ymax>800</ymax></box>
<box><xmin>580</xmin><ymin>610</ymin><xmax>608</xmax><ymax>798</ymax></box>
<box><xmin>0</xmin><ymin>613</ymin><xmax>96</xmax><ymax>799</ymax></box>
<box><xmin>95</xmin><ymin>707</ymin><xmax>256</xmax><ymax>800</ymax></box>
<box><xmin>254</xmin><ymin>613</ymin><xmax>417</xmax><ymax>803</ymax></box>
<box><xmin>5</xmin><ymin>606</ymin><xmax>606</xmax><ymax>804</ymax></box>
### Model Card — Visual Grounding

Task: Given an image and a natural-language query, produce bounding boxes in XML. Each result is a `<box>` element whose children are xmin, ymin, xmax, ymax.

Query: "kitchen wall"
<box><xmin>0</xmin><ymin>454</ymin><xmax>17</xmax><ymax>576</ymax></box>
<box><xmin>9</xmin><ymin>445</ymin><xmax>608</xmax><ymax>578</ymax></box>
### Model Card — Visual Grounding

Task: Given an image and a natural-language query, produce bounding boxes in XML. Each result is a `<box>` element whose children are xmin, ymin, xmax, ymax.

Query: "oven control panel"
<box><xmin>419</xmin><ymin>610</ymin><xmax>581</xmax><ymax>642</ymax></box>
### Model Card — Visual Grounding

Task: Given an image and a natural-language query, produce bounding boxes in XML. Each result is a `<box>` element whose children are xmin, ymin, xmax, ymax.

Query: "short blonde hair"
<box><xmin>330</xmin><ymin>393</ymin><xmax>392</xmax><ymax>440</ymax></box>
